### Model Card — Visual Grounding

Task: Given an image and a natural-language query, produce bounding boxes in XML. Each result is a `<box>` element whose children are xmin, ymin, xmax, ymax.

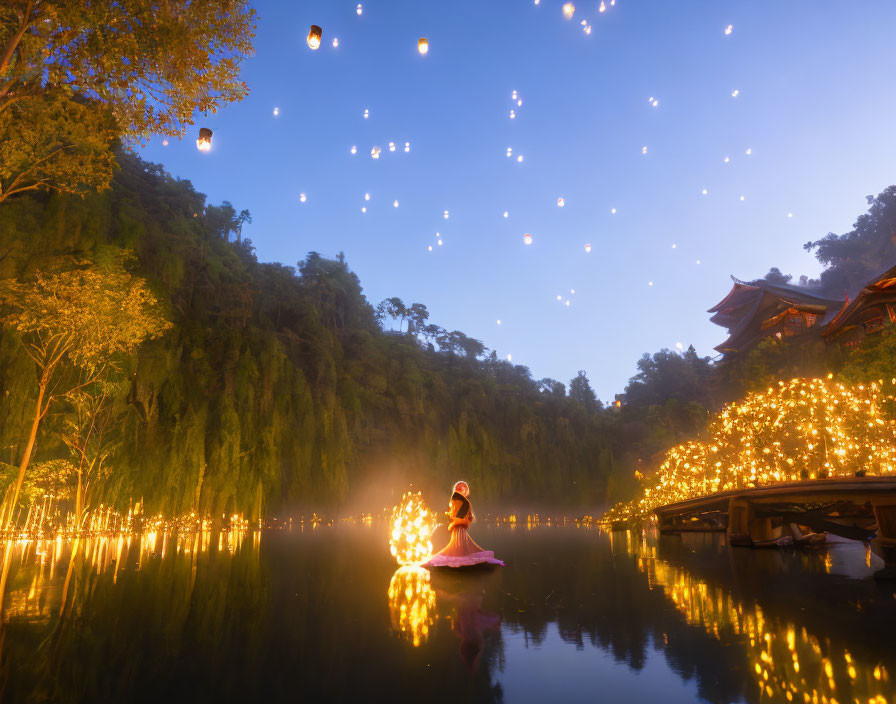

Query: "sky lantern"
<box><xmin>724</xmin><ymin>24</ymin><xmax>733</xmax><ymax>35</ymax></box>
<box><xmin>585</xmin><ymin>243</ymin><xmax>592</xmax><ymax>253</ymax></box>
<box><xmin>307</xmin><ymin>25</ymin><xmax>322</xmax><ymax>50</ymax></box>
<box><xmin>196</xmin><ymin>127</ymin><xmax>212</xmax><ymax>151</ymax></box>
<box><xmin>332</xmin><ymin>37</ymin><xmax>339</xmax><ymax>48</ymax></box>
<box><xmin>503</xmin><ymin>211</ymin><xmax>509</xmax><ymax>218</ymax></box>
<box><xmin>557</xmin><ymin>197</ymin><xmax>565</xmax><ymax>207</ymax></box>
<box><xmin>418</xmin><ymin>38</ymin><xmax>429</xmax><ymax>55</ymax></box>
<box><xmin>356</xmin><ymin>3</ymin><xmax>362</xmax><ymax>15</ymax></box>
<box><xmin>443</xmin><ymin>210</ymin><xmax>449</xmax><ymax>219</ymax></box>
<box><xmin>523</xmin><ymin>233</ymin><xmax>533</xmax><ymax>245</ymax></box>
<box><xmin>299</xmin><ymin>193</ymin><xmax>307</xmax><ymax>203</ymax></box>
<box><xmin>272</xmin><ymin>107</ymin><xmax>279</xmax><ymax>117</ymax></box>
<box><xmin>389</xmin><ymin>141</ymin><xmax>396</xmax><ymax>152</ymax></box>
<box><xmin>731</xmin><ymin>89</ymin><xmax>740</xmax><ymax>97</ymax></box>
<box><xmin>393</xmin><ymin>199</ymin><xmax>399</xmax><ymax>207</ymax></box>
<box><xmin>371</xmin><ymin>146</ymin><xmax>381</xmax><ymax>159</ymax></box>
<box><xmin>562</xmin><ymin>3</ymin><xmax>575</xmax><ymax>19</ymax></box>
<box><xmin>350</xmin><ymin>145</ymin><xmax>357</xmax><ymax>155</ymax></box>
<box><xmin>404</xmin><ymin>142</ymin><xmax>410</xmax><ymax>152</ymax></box>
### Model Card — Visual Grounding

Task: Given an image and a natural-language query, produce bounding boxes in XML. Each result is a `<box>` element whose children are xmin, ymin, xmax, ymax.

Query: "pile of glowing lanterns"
<box><xmin>389</xmin><ymin>491</ymin><xmax>435</xmax><ymax>565</ymax></box>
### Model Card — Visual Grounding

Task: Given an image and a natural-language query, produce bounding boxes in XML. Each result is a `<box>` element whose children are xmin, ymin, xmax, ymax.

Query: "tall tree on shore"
<box><xmin>0</xmin><ymin>259</ymin><xmax>170</xmax><ymax>524</ymax></box>
<box><xmin>0</xmin><ymin>0</ymin><xmax>256</xmax><ymax>202</ymax></box>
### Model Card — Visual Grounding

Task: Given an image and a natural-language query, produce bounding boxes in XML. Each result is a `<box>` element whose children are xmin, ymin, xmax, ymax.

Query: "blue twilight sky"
<box><xmin>139</xmin><ymin>0</ymin><xmax>896</xmax><ymax>401</ymax></box>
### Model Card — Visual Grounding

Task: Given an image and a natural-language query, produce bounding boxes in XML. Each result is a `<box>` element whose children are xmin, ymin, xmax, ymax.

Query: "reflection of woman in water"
<box><xmin>423</xmin><ymin>481</ymin><xmax>504</xmax><ymax>568</ymax></box>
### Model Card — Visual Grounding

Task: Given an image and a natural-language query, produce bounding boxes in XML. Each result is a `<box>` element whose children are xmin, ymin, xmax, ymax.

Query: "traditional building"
<box><xmin>823</xmin><ymin>264</ymin><xmax>896</xmax><ymax>348</ymax></box>
<box><xmin>708</xmin><ymin>277</ymin><xmax>844</xmax><ymax>355</ymax></box>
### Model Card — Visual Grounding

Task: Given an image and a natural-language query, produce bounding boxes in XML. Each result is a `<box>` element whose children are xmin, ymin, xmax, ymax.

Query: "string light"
<box><xmin>603</xmin><ymin>377</ymin><xmax>896</xmax><ymax>524</ymax></box>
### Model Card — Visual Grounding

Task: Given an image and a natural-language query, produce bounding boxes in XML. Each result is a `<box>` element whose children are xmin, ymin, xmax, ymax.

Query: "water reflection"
<box><xmin>388</xmin><ymin>566</ymin><xmax>436</xmax><ymax>646</ymax></box>
<box><xmin>0</xmin><ymin>522</ymin><xmax>893</xmax><ymax>703</ymax></box>
<box><xmin>616</xmin><ymin>529</ymin><xmax>893</xmax><ymax>704</ymax></box>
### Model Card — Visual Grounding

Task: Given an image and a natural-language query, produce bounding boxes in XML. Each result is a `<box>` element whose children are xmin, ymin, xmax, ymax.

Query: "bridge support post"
<box><xmin>872</xmin><ymin>501</ymin><xmax>896</xmax><ymax>579</ymax></box>
<box><xmin>727</xmin><ymin>497</ymin><xmax>777</xmax><ymax>544</ymax></box>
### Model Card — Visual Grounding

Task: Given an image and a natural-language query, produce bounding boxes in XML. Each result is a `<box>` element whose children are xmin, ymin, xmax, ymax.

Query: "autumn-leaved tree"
<box><xmin>0</xmin><ymin>259</ymin><xmax>170</xmax><ymax>525</ymax></box>
<box><xmin>0</xmin><ymin>0</ymin><xmax>256</xmax><ymax>203</ymax></box>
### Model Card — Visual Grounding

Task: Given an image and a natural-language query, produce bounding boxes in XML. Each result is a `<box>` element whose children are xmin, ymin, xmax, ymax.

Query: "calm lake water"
<box><xmin>1</xmin><ymin>522</ymin><xmax>895</xmax><ymax>703</ymax></box>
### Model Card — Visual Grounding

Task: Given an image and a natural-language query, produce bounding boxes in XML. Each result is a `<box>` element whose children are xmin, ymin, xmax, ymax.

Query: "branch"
<box><xmin>0</xmin><ymin>0</ymin><xmax>35</xmax><ymax>78</ymax></box>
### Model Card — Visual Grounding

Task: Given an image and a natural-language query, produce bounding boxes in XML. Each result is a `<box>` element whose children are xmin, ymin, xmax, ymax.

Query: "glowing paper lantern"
<box><xmin>745</xmin><ymin>147</ymin><xmax>752</xmax><ymax>155</ymax></box>
<box><xmin>350</xmin><ymin>145</ymin><xmax>357</xmax><ymax>155</ymax></box>
<box><xmin>364</xmin><ymin>193</ymin><xmax>370</xmax><ymax>201</ymax></box>
<box><xmin>332</xmin><ymin>37</ymin><xmax>339</xmax><ymax>48</ymax></box>
<box><xmin>443</xmin><ymin>210</ymin><xmax>449</xmax><ymax>219</ymax></box>
<box><xmin>196</xmin><ymin>127</ymin><xmax>212</xmax><ymax>152</ymax></box>
<box><xmin>273</xmin><ymin>107</ymin><xmax>279</xmax><ymax>117</ymax></box>
<box><xmin>557</xmin><ymin>197</ymin><xmax>565</xmax><ymax>207</ymax></box>
<box><xmin>562</xmin><ymin>3</ymin><xmax>575</xmax><ymax>19</ymax></box>
<box><xmin>731</xmin><ymin>89</ymin><xmax>739</xmax><ymax>98</ymax></box>
<box><xmin>610</xmin><ymin>207</ymin><xmax>616</xmax><ymax>214</ymax></box>
<box><xmin>307</xmin><ymin>25</ymin><xmax>322</xmax><ymax>50</ymax></box>
<box><xmin>724</xmin><ymin>24</ymin><xmax>733</xmax><ymax>35</ymax></box>
<box><xmin>599</xmin><ymin>1</ymin><xmax>607</xmax><ymax>12</ymax></box>
<box><xmin>363</xmin><ymin>108</ymin><xmax>369</xmax><ymax>119</ymax></box>
<box><xmin>393</xmin><ymin>200</ymin><xmax>399</xmax><ymax>208</ymax></box>
<box><xmin>701</xmin><ymin>188</ymin><xmax>708</xmax><ymax>195</ymax></box>
<box><xmin>517</xmin><ymin>155</ymin><xmax>524</xmax><ymax>163</ymax></box>
<box><xmin>503</xmin><ymin>211</ymin><xmax>509</xmax><ymax>218</ymax></box>
<box><xmin>404</xmin><ymin>142</ymin><xmax>410</xmax><ymax>152</ymax></box>
<box><xmin>389</xmin><ymin>491</ymin><xmax>435</xmax><ymax>565</ymax></box>
<box><xmin>356</xmin><ymin>3</ymin><xmax>363</xmax><ymax>15</ymax></box>
<box><xmin>497</xmin><ymin>320</ymin><xmax>502</xmax><ymax>325</ymax></box>
<box><xmin>418</xmin><ymin>37</ymin><xmax>429</xmax><ymax>54</ymax></box>
<box><xmin>371</xmin><ymin>146</ymin><xmax>381</xmax><ymax>159</ymax></box>
<box><xmin>523</xmin><ymin>233</ymin><xmax>533</xmax><ymax>245</ymax></box>
<box><xmin>162</xmin><ymin>139</ymin><xmax>168</xmax><ymax>146</ymax></box>
<box><xmin>389</xmin><ymin>142</ymin><xmax>396</xmax><ymax>152</ymax></box>
<box><xmin>299</xmin><ymin>193</ymin><xmax>307</xmax><ymax>203</ymax></box>
<box><xmin>641</xmin><ymin>145</ymin><xmax>648</xmax><ymax>154</ymax></box>
<box><xmin>509</xmin><ymin>109</ymin><xmax>516</xmax><ymax>119</ymax></box>
<box><xmin>585</xmin><ymin>243</ymin><xmax>592</xmax><ymax>253</ymax></box>
<box><xmin>723</xmin><ymin>156</ymin><xmax>730</xmax><ymax>163</ymax></box>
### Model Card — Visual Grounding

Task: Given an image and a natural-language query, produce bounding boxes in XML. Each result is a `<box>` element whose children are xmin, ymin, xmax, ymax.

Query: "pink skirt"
<box><xmin>423</xmin><ymin>526</ymin><xmax>504</xmax><ymax>568</ymax></box>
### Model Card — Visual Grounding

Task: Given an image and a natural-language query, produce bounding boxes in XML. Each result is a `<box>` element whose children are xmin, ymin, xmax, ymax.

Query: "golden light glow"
<box><xmin>623</xmin><ymin>530</ymin><xmax>892</xmax><ymax>704</ymax></box>
<box><xmin>603</xmin><ymin>377</ymin><xmax>896</xmax><ymax>524</ymax></box>
<box><xmin>562</xmin><ymin>3</ymin><xmax>575</xmax><ymax>19</ymax></box>
<box><xmin>387</xmin><ymin>566</ymin><xmax>436</xmax><ymax>647</ymax></box>
<box><xmin>389</xmin><ymin>491</ymin><xmax>435</xmax><ymax>565</ymax></box>
<box><xmin>418</xmin><ymin>37</ymin><xmax>429</xmax><ymax>55</ymax></box>
<box><xmin>196</xmin><ymin>128</ymin><xmax>212</xmax><ymax>152</ymax></box>
<box><xmin>307</xmin><ymin>25</ymin><xmax>322</xmax><ymax>50</ymax></box>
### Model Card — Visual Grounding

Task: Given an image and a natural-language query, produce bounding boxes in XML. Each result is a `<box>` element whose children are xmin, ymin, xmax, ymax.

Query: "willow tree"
<box><xmin>0</xmin><ymin>261</ymin><xmax>170</xmax><ymax>524</ymax></box>
<box><xmin>0</xmin><ymin>0</ymin><xmax>255</xmax><ymax>202</ymax></box>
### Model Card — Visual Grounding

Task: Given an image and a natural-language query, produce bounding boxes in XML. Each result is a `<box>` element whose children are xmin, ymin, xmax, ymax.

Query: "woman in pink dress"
<box><xmin>423</xmin><ymin>481</ymin><xmax>504</xmax><ymax>568</ymax></box>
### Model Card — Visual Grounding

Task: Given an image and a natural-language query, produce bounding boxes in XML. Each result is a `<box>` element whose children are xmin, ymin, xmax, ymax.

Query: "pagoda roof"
<box><xmin>711</xmin><ymin>277</ymin><xmax>844</xmax><ymax>354</ymax></box>
<box><xmin>824</xmin><ymin>262</ymin><xmax>896</xmax><ymax>337</ymax></box>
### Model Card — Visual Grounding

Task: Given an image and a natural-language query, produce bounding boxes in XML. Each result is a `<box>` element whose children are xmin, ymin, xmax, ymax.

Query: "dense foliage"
<box><xmin>0</xmin><ymin>154</ymin><xmax>623</xmax><ymax>517</ymax></box>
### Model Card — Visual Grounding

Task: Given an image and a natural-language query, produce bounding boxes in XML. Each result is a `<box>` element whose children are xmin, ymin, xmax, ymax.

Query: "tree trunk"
<box><xmin>6</xmin><ymin>379</ymin><xmax>46</xmax><ymax>530</ymax></box>
<box><xmin>76</xmin><ymin>471</ymin><xmax>83</xmax><ymax>527</ymax></box>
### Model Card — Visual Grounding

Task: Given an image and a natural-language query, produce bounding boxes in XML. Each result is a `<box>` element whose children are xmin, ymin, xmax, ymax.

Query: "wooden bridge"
<box><xmin>653</xmin><ymin>476</ymin><xmax>896</xmax><ymax>562</ymax></box>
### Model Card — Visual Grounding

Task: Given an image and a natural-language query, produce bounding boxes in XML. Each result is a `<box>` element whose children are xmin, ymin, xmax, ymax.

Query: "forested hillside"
<box><xmin>0</xmin><ymin>154</ymin><xmax>622</xmax><ymax>517</ymax></box>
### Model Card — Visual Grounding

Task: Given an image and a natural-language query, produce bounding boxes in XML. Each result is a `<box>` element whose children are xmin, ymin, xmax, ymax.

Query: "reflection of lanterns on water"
<box><xmin>388</xmin><ymin>566</ymin><xmax>436</xmax><ymax>647</ymax></box>
<box><xmin>418</xmin><ymin>37</ymin><xmax>429</xmax><ymax>55</ymax></box>
<box><xmin>585</xmin><ymin>243</ymin><xmax>592</xmax><ymax>253</ymax></box>
<box><xmin>523</xmin><ymin>233</ymin><xmax>533</xmax><ymax>245</ymax></box>
<box><xmin>307</xmin><ymin>25</ymin><xmax>322</xmax><ymax>50</ymax></box>
<box><xmin>389</xmin><ymin>491</ymin><xmax>434</xmax><ymax>565</ymax></box>
<box><xmin>562</xmin><ymin>3</ymin><xmax>575</xmax><ymax>19</ymax></box>
<box><xmin>196</xmin><ymin>128</ymin><xmax>212</xmax><ymax>152</ymax></box>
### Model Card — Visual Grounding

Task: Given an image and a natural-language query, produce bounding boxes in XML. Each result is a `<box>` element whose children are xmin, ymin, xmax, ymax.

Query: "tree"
<box><xmin>0</xmin><ymin>0</ymin><xmax>255</xmax><ymax>201</ymax></box>
<box><xmin>569</xmin><ymin>370</ymin><xmax>600</xmax><ymax>411</ymax></box>
<box><xmin>376</xmin><ymin>297</ymin><xmax>407</xmax><ymax>331</ymax></box>
<box><xmin>538</xmin><ymin>378</ymin><xmax>566</xmax><ymax>396</ymax></box>
<box><xmin>405</xmin><ymin>303</ymin><xmax>430</xmax><ymax>336</ymax></box>
<box><xmin>762</xmin><ymin>267</ymin><xmax>792</xmax><ymax>286</ymax></box>
<box><xmin>624</xmin><ymin>347</ymin><xmax>713</xmax><ymax>409</ymax></box>
<box><xmin>0</xmin><ymin>259</ymin><xmax>170</xmax><ymax>525</ymax></box>
<box><xmin>0</xmin><ymin>91</ymin><xmax>117</xmax><ymax>203</ymax></box>
<box><xmin>804</xmin><ymin>186</ymin><xmax>896</xmax><ymax>297</ymax></box>
<box><xmin>58</xmin><ymin>378</ymin><xmax>124</xmax><ymax>523</ymax></box>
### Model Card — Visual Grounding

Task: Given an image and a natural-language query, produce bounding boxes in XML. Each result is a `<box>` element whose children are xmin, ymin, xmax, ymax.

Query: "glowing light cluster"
<box><xmin>387</xmin><ymin>565</ymin><xmax>436</xmax><ymax>646</ymax></box>
<box><xmin>389</xmin><ymin>491</ymin><xmax>435</xmax><ymax>565</ymax></box>
<box><xmin>621</xmin><ymin>529</ymin><xmax>892</xmax><ymax>704</ymax></box>
<box><xmin>603</xmin><ymin>377</ymin><xmax>896</xmax><ymax>523</ymax></box>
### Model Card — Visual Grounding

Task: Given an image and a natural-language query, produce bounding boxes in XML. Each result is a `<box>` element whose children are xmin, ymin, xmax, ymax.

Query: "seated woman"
<box><xmin>423</xmin><ymin>481</ymin><xmax>504</xmax><ymax>568</ymax></box>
